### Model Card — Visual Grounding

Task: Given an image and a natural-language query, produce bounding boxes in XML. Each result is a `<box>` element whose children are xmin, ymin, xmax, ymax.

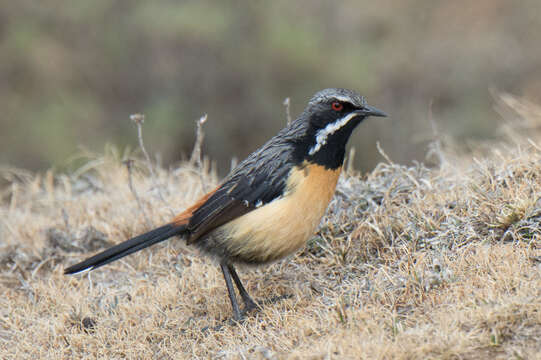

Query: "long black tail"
<box><xmin>64</xmin><ymin>223</ymin><xmax>187</xmax><ymax>274</ymax></box>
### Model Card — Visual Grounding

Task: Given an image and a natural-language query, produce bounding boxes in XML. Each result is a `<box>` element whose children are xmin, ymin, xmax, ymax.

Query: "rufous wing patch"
<box><xmin>171</xmin><ymin>186</ymin><xmax>220</xmax><ymax>226</ymax></box>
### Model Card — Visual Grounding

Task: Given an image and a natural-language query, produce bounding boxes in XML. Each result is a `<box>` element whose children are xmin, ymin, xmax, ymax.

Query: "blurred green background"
<box><xmin>1</xmin><ymin>0</ymin><xmax>540</xmax><ymax>174</ymax></box>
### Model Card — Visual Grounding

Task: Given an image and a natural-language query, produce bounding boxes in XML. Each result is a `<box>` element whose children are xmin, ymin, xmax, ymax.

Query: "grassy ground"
<box><xmin>1</xmin><ymin>97</ymin><xmax>541</xmax><ymax>359</ymax></box>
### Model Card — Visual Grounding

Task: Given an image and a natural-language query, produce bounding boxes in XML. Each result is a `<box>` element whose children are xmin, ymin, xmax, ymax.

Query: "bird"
<box><xmin>64</xmin><ymin>88</ymin><xmax>387</xmax><ymax>321</ymax></box>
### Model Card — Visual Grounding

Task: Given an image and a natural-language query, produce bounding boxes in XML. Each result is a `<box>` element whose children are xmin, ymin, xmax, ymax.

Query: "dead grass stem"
<box><xmin>0</xmin><ymin>95</ymin><xmax>540</xmax><ymax>359</ymax></box>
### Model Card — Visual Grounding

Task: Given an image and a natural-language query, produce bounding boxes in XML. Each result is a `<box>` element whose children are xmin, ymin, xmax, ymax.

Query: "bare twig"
<box><xmin>230</xmin><ymin>157</ymin><xmax>238</xmax><ymax>172</ymax></box>
<box><xmin>130</xmin><ymin>113</ymin><xmax>168</xmax><ymax>205</ymax></box>
<box><xmin>346</xmin><ymin>147</ymin><xmax>356</xmax><ymax>175</ymax></box>
<box><xmin>123</xmin><ymin>159</ymin><xmax>152</xmax><ymax>228</ymax></box>
<box><xmin>426</xmin><ymin>99</ymin><xmax>447</xmax><ymax>167</ymax></box>
<box><xmin>283</xmin><ymin>97</ymin><xmax>292</xmax><ymax>126</ymax></box>
<box><xmin>190</xmin><ymin>114</ymin><xmax>208</xmax><ymax>192</ymax></box>
<box><xmin>130</xmin><ymin>114</ymin><xmax>153</xmax><ymax>176</ymax></box>
<box><xmin>376</xmin><ymin>141</ymin><xmax>394</xmax><ymax>165</ymax></box>
<box><xmin>190</xmin><ymin>114</ymin><xmax>208</xmax><ymax>166</ymax></box>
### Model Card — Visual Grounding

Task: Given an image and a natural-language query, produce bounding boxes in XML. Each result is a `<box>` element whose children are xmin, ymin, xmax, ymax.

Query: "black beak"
<box><xmin>356</xmin><ymin>105</ymin><xmax>387</xmax><ymax>118</ymax></box>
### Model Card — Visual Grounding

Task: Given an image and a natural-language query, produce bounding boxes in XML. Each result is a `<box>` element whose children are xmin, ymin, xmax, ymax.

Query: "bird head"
<box><xmin>299</xmin><ymin>88</ymin><xmax>386</xmax><ymax>165</ymax></box>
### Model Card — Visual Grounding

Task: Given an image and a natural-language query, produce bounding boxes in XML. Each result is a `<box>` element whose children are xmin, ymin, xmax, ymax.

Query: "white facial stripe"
<box><xmin>308</xmin><ymin>112</ymin><xmax>359</xmax><ymax>156</ymax></box>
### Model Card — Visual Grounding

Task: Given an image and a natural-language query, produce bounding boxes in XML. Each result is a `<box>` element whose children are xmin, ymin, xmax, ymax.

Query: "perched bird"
<box><xmin>65</xmin><ymin>88</ymin><xmax>387</xmax><ymax>321</ymax></box>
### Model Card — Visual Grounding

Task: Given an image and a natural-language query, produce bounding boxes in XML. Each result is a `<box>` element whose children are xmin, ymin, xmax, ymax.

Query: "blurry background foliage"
<box><xmin>1</xmin><ymin>0</ymin><xmax>541</xmax><ymax>174</ymax></box>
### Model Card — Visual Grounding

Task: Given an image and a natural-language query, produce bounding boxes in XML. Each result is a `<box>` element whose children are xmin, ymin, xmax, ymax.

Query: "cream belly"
<box><xmin>218</xmin><ymin>163</ymin><xmax>341</xmax><ymax>263</ymax></box>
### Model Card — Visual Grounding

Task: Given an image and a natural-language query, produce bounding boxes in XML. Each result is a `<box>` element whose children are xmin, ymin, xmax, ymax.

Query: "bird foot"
<box><xmin>201</xmin><ymin>294</ymin><xmax>293</xmax><ymax>332</ymax></box>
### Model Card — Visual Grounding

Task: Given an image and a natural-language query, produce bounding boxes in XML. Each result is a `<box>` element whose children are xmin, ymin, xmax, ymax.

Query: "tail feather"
<box><xmin>64</xmin><ymin>223</ymin><xmax>187</xmax><ymax>274</ymax></box>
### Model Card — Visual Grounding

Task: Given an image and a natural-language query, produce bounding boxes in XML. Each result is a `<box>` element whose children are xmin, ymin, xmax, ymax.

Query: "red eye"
<box><xmin>331</xmin><ymin>101</ymin><xmax>343</xmax><ymax>111</ymax></box>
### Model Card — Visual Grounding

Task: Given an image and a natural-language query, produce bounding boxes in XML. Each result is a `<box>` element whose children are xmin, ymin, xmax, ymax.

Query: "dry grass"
<box><xmin>1</xmin><ymin>98</ymin><xmax>541</xmax><ymax>359</ymax></box>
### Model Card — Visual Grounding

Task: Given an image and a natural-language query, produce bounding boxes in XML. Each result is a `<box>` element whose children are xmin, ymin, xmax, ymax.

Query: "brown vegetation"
<box><xmin>1</xmin><ymin>96</ymin><xmax>540</xmax><ymax>358</ymax></box>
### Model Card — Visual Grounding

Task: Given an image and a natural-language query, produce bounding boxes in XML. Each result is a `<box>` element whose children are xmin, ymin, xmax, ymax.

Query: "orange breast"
<box><xmin>220</xmin><ymin>162</ymin><xmax>341</xmax><ymax>263</ymax></box>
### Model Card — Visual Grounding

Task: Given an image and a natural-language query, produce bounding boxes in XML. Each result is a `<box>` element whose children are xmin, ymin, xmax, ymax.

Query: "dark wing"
<box><xmin>185</xmin><ymin>138</ymin><xmax>295</xmax><ymax>243</ymax></box>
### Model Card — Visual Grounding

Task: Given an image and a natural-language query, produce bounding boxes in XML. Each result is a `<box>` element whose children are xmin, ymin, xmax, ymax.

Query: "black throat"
<box><xmin>291</xmin><ymin>115</ymin><xmax>364</xmax><ymax>170</ymax></box>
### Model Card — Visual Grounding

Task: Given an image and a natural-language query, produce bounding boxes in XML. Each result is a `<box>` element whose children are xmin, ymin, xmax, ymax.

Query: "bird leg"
<box><xmin>220</xmin><ymin>263</ymin><xmax>242</xmax><ymax>321</ymax></box>
<box><xmin>227</xmin><ymin>264</ymin><xmax>259</xmax><ymax>312</ymax></box>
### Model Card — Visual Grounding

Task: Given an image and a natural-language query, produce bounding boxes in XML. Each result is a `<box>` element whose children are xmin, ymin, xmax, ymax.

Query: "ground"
<box><xmin>1</xmin><ymin>97</ymin><xmax>540</xmax><ymax>359</ymax></box>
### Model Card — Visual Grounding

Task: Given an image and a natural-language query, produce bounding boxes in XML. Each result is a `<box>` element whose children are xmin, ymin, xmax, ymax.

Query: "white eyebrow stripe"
<box><xmin>329</xmin><ymin>95</ymin><xmax>365</xmax><ymax>105</ymax></box>
<box><xmin>308</xmin><ymin>112</ymin><xmax>359</xmax><ymax>156</ymax></box>
<box><xmin>333</xmin><ymin>95</ymin><xmax>354</xmax><ymax>103</ymax></box>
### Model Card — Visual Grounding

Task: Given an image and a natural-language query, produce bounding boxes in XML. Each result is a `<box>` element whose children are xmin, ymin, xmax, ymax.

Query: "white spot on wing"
<box><xmin>309</xmin><ymin>112</ymin><xmax>359</xmax><ymax>155</ymax></box>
